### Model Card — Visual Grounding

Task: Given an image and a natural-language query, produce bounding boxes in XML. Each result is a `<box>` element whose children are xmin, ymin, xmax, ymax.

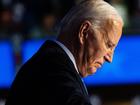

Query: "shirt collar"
<box><xmin>54</xmin><ymin>40</ymin><xmax>79</xmax><ymax>74</ymax></box>
<box><xmin>53</xmin><ymin>40</ymin><xmax>88</xmax><ymax>95</ymax></box>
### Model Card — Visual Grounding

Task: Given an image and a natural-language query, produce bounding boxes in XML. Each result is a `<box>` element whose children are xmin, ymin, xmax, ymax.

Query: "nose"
<box><xmin>104</xmin><ymin>52</ymin><xmax>113</xmax><ymax>63</ymax></box>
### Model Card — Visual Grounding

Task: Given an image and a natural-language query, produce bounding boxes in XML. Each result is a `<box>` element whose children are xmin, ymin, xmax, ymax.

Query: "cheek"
<box><xmin>89</xmin><ymin>47</ymin><xmax>103</xmax><ymax>58</ymax></box>
<box><xmin>86</xmin><ymin>39</ymin><xmax>106</xmax><ymax>65</ymax></box>
<box><xmin>96</xmin><ymin>42</ymin><xmax>108</xmax><ymax>58</ymax></box>
<box><xmin>89</xmin><ymin>42</ymin><xmax>105</xmax><ymax>58</ymax></box>
<box><xmin>88</xmin><ymin>48</ymin><xmax>105</xmax><ymax>65</ymax></box>
<box><xmin>88</xmin><ymin>53</ymin><xmax>98</xmax><ymax>66</ymax></box>
<box><xmin>96</xmin><ymin>50</ymin><xmax>105</xmax><ymax>58</ymax></box>
<box><xmin>88</xmin><ymin>43</ymin><xmax>100</xmax><ymax>59</ymax></box>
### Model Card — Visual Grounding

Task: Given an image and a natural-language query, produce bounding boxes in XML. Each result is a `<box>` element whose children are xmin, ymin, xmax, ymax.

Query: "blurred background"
<box><xmin>0</xmin><ymin>0</ymin><xmax>140</xmax><ymax>105</ymax></box>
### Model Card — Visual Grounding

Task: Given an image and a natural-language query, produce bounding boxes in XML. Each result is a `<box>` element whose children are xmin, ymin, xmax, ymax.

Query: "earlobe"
<box><xmin>79</xmin><ymin>20</ymin><xmax>92</xmax><ymax>45</ymax></box>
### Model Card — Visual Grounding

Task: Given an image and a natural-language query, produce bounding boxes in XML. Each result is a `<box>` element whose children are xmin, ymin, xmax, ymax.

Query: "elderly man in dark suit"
<box><xmin>5</xmin><ymin>0</ymin><xmax>123</xmax><ymax>105</ymax></box>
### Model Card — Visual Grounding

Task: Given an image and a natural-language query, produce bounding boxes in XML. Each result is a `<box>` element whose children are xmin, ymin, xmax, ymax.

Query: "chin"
<box><xmin>82</xmin><ymin>73</ymin><xmax>94</xmax><ymax>78</ymax></box>
<box><xmin>80</xmin><ymin>71</ymin><xmax>91</xmax><ymax>78</ymax></box>
<box><xmin>79</xmin><ymin>66</ymin><xmax>96</xmax><ymax>77</ymax></box>
<box><xmin>79</xmin><ymin>70</ymin><xmax>87</xmax><ymax>78</ymax></box>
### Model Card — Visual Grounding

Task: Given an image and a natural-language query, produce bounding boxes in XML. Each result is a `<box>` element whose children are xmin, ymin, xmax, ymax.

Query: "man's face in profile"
<box><xmin>80</xmin><ymin>21</ymin><xmax>123</xmax><ymax>77</ymax></box>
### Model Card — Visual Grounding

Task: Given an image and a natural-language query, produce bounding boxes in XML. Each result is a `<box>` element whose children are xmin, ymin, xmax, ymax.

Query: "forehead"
<box><xmin>105</xmin><ymin>20</ymin><xmax>123</xmax><ymax>45</ymax></box>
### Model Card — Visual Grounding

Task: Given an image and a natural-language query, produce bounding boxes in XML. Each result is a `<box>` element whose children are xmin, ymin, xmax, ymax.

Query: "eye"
<box><xmin>106</xmin><ymin>42</ymin><xmax>115</xmax><ymax>50</ymax></box>
<box><xmin>105</xmin><ymin>42</ymin><xmax>111</xmax><ymax>48</ymax></box>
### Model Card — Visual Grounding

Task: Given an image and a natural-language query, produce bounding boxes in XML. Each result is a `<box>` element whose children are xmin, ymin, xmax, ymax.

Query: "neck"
<box><xmin>57</xmin><ymin>35</ymin><xmax>82</xmax><ymax>71</ymax></box>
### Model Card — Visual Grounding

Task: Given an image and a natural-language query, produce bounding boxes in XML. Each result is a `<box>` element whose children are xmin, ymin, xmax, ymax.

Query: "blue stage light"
<box><xmin>0</xmin><ymin>41</ymin><xmax>15</xmax><ymax>88</ymax></box>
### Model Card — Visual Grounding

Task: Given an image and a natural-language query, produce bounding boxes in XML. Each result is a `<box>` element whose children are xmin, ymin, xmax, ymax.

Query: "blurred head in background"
<box><xmin>57</xmin><ymin>0</ymin><xmax>123</xmax><ymax>77</ymax></box>
<box><xmin>0</xmin><ymin>8</ymin><xmax>13</xmax><ymax>39</ymax></box>
<box><xmin>42</xmin><ymin>13</ymin><xmax>56</xmax><ymax>35</ymax></box>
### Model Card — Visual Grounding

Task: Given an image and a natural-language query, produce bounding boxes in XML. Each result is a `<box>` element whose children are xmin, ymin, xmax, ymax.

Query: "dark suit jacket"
<box><xmin>5</xmin><ymin>40</ymin><xmax>92</xmax><ymax>105</ymax></box>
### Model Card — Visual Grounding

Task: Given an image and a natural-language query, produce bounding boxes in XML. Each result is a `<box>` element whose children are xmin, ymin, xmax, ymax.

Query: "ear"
<box><xmin>79</xmin><ymin>20</ymin><xmax>92</xmax><ymax>45</ymax></box>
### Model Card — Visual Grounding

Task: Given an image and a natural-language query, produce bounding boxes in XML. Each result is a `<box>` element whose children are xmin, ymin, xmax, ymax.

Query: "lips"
<box><xmin>89</xmin><ymin>62</ymin><xmax>102</xmax><ymax>69</ymax></box>
<box><xmin>95</xmin><ymin>63</ymin><xmax>102</xmax><ymax>68</ymax></box>
<box><xmin>88</xmin><ymin>61</ymin><xmax>104</xmax><ymax>73</ymax></box>
<box><xmin>88</xmin><ymin>67</ymin><xmax>97</xmax><ymax>74</ymax></box>
<box><xmin>96</xmin><ymin>62</ymin><xmax>103</xmax><ymax>68</ymax></box>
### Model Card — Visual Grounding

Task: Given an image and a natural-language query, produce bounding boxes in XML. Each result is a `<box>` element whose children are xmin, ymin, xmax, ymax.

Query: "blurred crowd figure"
<box><xmin>0</xmin><ymin>0</ymin><xmax>75</xmax><ymax>40</ymax></box>
<box><xmin>1</xmin><ymin>0</ymin><xmax>140</xmax><ymax>40</ymax></box>
<box><xmin>29</xmin><ymin>13</ymin><xmax>57</xmax><ymax>39</ymax></box>
<box><xmin>0</xmin><ymin>8</ymin><xmax>13</xmax><ymax>39</ymax></box>
<box><xmin>0</xmin><ymin>0</ymin><xmax>75</xmax><ymax>70</ymax></box>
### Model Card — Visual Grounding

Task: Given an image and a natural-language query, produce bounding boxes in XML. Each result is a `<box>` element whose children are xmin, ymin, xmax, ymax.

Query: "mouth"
<box><xmin>96</xmin><ymin>62</ymin><xmax>103</xmax><ymax>68</ymax></box>
<box><xmin>87</xmin><ymin>61</ymin><xmax>104</xmax><ymax>74</ymax></box>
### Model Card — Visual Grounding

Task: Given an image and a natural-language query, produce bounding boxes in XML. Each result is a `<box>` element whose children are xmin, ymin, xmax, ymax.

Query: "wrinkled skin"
<box><xmin>78</xmin><ymin>20</ymin><xmax>123</xmax><ymax>77</ymax></box>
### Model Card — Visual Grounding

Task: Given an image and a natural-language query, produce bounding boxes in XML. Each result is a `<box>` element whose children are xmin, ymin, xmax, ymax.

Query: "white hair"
<box><xmin>58</xmin><ymin>0</ymin><xmax>123</xmax><ymax>35</ymax></box>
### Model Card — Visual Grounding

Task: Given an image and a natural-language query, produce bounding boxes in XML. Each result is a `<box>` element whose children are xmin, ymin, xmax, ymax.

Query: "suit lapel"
<box><xmin>42</xmin><ymin>40</ymin><xmax>89</xmax><ymax>96</ymax></box>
